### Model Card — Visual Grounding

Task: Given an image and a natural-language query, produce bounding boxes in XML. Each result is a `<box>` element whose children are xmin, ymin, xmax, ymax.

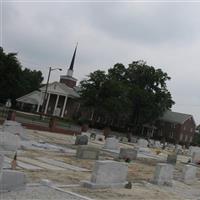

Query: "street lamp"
<box><xmin>41</xmin><ymin>67</ymin><xmax>62</xmax><ymax>114</ymax></box>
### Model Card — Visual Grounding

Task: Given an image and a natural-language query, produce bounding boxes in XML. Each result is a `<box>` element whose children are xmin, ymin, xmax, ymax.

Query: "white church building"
<box><xmin>16</xmin><ymin>46</ymin><xmax>80</xmax><ymax>118</ymax></box>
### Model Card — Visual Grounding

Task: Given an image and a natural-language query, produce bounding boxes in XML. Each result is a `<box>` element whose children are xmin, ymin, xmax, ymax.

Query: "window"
<box><xmin>170</xmin><ymin>132</ymin><xmax>174</xmax><ymax>138</ymax></box>
<box><xmin>183</xmin><ymin>126</ymin><xmax>186</xmax><ymax>130</ymax></box>
<box><xmin>185</xmin><ymin>135</ymin><xmax>188</xmax><ymax>142</ymax></box>
<box><xmin>190</xmin><ymin>137</ymin><xmax>193</xmax><ymax>143</ymax></box>
<box><xmin>179</xmin><ymin>134</ymin><xmax>183</xmax><ymax>141</ymax></box>
<box><xmin>190</xmin><ymin>128</ymin><xmax>193</xmax><ymax>132</ymax></box>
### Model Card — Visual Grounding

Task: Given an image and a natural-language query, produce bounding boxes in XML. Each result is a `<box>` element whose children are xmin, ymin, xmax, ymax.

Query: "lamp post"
<box><xmin>41</xmin><ymin>67</ymin><xmax>62</xmax><ymax>115</ymax></box>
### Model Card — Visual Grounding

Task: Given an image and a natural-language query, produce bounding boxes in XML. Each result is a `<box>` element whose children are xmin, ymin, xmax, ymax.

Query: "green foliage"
<box><xmin>79</xmin><ymin>60</ymin><xmax>174</xmax><ymax>129</ymax></box>
<box><xmin>193</xmin><ymin>133</ymin><xmax>200</xmax><ymax>146</ymax></box>
<box><xmin>0</xmin><ymin>47</ymin><xmax>43</xmax><ymax>104</ymax></box>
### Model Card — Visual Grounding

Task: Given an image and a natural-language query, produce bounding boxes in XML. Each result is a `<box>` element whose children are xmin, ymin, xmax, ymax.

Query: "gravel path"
<box><xmin>0</xmin><ymin>185</ymin><xmax>92</xmax><ymax>200</ymax></box>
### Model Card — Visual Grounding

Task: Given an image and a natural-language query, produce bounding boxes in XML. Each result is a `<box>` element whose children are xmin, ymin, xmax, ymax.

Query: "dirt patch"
<box><xmin>25</xmin><ymin>170</ymin><xmax>90</xmax><ymax>184</ymax></box>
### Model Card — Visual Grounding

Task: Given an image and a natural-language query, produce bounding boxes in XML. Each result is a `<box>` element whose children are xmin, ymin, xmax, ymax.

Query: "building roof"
<box><xmin>17</xmin><ymin>90</ymin><xmax>43</xmax><ymax>105</ymax></box>
<box><xmin>17</xmin><ymin>82</ymin><xmax>79</xmax><ymax>105</ymax></box>
<box><xmin>160</xmin><ymin>110</ymin><xmax>194</xmax><ymax>124</ymax></box>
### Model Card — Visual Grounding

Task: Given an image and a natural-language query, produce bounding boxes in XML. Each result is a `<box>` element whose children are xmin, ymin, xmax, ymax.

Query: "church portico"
<box><xmin>43</xmin><ymin>93</ymin><xmax>68</xmax><ymax>117</ymax></box>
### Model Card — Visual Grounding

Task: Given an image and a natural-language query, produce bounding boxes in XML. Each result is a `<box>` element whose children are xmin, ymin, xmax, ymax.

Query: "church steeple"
<box><xmin>67</xmin><ymin>43</ymin><xmax>78</xmax><ymax>77</ymax></box>
<box><xmin>60</xmin><ymin>44</ymin><xmax>78</xmax><ymax>88</ymax></box>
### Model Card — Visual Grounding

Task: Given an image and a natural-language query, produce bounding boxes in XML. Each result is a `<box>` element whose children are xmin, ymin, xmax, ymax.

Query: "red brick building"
<box><xmin>155</xmin><ymin>111</ymin><xmax>196</xmax><ymax>145</ymax></box>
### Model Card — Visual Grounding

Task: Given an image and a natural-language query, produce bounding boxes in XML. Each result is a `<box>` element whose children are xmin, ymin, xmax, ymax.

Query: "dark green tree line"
<box><xmin>79</xmin><ymin>60</ymin><xmax>174</xmax><ymax>131</ymax></box>
<box><xmin>0</xmin><ymin>47</ymin><xmax>43</xmax><ymax>105</ymax></box>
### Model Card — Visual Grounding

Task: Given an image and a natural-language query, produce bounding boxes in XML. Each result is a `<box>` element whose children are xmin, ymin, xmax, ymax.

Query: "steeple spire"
<box><xmin>60</xmin><ymin>44</ymin><xmax>78</xmax><ymax>88</ymax></box>
<box><xmin>69</xmin><ymin>43</ymin><xmax>78</xmax><ymax>71</ymax></box>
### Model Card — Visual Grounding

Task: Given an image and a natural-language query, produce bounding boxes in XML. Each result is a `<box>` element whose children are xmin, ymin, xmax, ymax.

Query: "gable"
<box><xmin>40</xmin><ymin>82</ymin><xmax>68</xmax><ymax>95</ymax></box>
<box><xmin>16</xmin><ymin>90</ymin><xmax>43</xmax><ymax>105</ymax></box>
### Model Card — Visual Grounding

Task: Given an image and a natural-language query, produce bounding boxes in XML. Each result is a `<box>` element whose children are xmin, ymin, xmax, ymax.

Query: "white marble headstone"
<box><xmin>0</xmin><ymin>131</ymin><xmax>20</xmax><ymax>151</ymax></box>
<box><xmin>103</xmin><ymin>137</ymin><xmax>119</xmax><ymax>150</ymax></box>
<box><xmin>137</xmin><ymin>139</ymin><xmax>148</xmax><ymax>147</ymax></box>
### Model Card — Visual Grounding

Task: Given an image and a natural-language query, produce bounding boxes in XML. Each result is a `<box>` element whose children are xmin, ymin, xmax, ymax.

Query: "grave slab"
<box><xmin>82</xmin><ymin>160</ymin><xmax>128</xmax><ymax>188</ymax></box>
<box><xmin>4</xmin><ymin>157</ymin><xmax>42</xmax><ymax>170</ymax></box>
<box><xmin>18</xmin><ymin>157</ymin><xmax>66</xmax><ymax>170</ymax></box>
<box><xmin>76</xmin><ymin>146</ymin><xmax>99</xmax><ymax>160</ymax></box>
<box><xmin>37</xmin><ymin>157</ymin><xmax>89</xmax><ymax>172</ymax></box>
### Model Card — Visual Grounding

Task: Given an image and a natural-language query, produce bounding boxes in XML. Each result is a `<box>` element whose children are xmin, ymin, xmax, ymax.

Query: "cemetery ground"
<box><xmin>1</xmin><ymin>126</ymin><xmax>200</xmax><ymax>199</ymax></box>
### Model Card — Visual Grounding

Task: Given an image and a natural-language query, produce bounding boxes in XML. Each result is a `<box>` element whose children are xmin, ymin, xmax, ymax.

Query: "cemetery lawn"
<box><xmin>5</xmin><ymin>128</ymin><xmax>200</xmax><ymax>200</ymax></box>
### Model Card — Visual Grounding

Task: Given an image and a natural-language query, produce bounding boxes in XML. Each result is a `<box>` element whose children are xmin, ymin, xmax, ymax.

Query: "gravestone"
<box><xmin>175</xmin><ymin>144</ymin><xmax>183</xmax><ymax>154</ymax></box>
<box><xmin>119</xmin><ymin>148</ymin><xmax>137</xmax><ymax>160</ymax></box>
<box><xmin>148</xmin><ymin>140</ymin><xmax>154</xmax><ymax>148</ymax></box>
<box><xmin>167</xmin><ymin>154</ymin><xmax>177</xmax><ymax>165</ymax></box>
<box><xmin>0</xmin><ymin>131</ymin><xmax>20</xmax><ymax>151</ymax></box>
<box><xmin>0</xmin><ymin>154</ymin><xmax>4</xmax><ymax>180</ymax></box>
<box><xmin>81</xmin><ymin>131</ymin><xmax>91</xmax><ymax>138</ymax></box>
<box><xmin>82</xmin><ymin>160</ymin><xmax>128</xmax><ymax>188</ymax></box>
<box><xmin>120</xmin><ymin>137</ymin><xmax>128</xmax><ymax>143</ymax></box>
<box><xmin>130</xmin><ymin>137</ymin><xmax>137</xmax><ymax>143</ymax></box>
<box><xmin>189</xmin><ymin>146</ymin><xmax>200</xmax><ymax>156</ymax></box>
<box><xmin>103</xmin><ymin>137</ymin><xmax>119</xmax><ymax>150</ymax></box>
<box><xmin>75</xmin><ymin>135</ymin><xmax>88</xmax><ymax>145</ymax></box>
<box><xmin>182</xmin><ymin>165</ymin><xmax>196</xmax><ymax>184</ymax></box>
<box><xmin>137</xmin><ymin>139</ymin><xmax>148</xmax><ymax>147</ymax></box>
<box><xmin>0</xmin><ymin>154</ymin><xmax>26</xmax><ymax>192</ymax></box>
<box><xmin>0</xmin><ymin>170</ymin><xmax>26</xmax><ymax>192</ymax></box>
<box><xmin>76</xmin><ymin>146</ymin><xmax>99</xmax><ymax>160</ymax></box>
<box><xmin>152</xmin><ymin>163</ymin><xmax>174</xmax><ymax>186</ymax></box>
<box><xmin>155</xmin><ymin>141</ymin><xmax>161</xmax><ymax>148</ymax></box>
<box><xmin>136</xmin><ymin>147</ymin><xmax>151</xmax><ymax>154</ymax></box>
<box><xmin>95</xmin><ymin>135</ymin><xmax>105</xmax><ymax>142</ymax></box>
<box><xmin>192</xmin><ymin>151</ymin><xmax>200</xmax><ymax>163</ymax></box>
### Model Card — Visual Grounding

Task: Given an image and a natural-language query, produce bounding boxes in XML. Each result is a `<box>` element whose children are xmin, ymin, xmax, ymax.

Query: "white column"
<box><xmin>53</xmin><ymin>94</ymin><xmax>59</xmax><ymax>115</ymax></box>
<box><xmin>61</xmin><ymin>95</ymin><xmax>68</xmax><ymax>117</ymax></box>
<box><xmin>36</xmin><ymin>103</ymin><xmax>40</xmax><ymax>112</ymax></box>
<box><xmin>37</xmin><ymin>91</ymin><xmax>43</xmax><ymax>112</ymax></box>
<box><xmin>44</xmin><ymin>93</ymin><xmax>50</xmax><ymax>114</ymax></box>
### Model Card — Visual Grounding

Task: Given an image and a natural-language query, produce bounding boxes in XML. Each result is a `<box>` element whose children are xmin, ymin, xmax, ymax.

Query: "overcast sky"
<box><xmin>2</xmin><ymin>1</ymin><xmax>200</xmax><ymax>123</ymax></box>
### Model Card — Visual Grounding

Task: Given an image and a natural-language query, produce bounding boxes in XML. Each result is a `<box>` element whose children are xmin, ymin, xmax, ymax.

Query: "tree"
<box><xmin>126</xmin><ymin>61</ymin><xmax>174</xmax><ymax>130</ymax></box>
<box><xmin>79</xmin><ymin>60</ymin><xmax>174</xmax><ymax>132</ymax></box>
<box><xmin>79</xmin><ymin>70</ymin><xmax>107</xmax><ymax>121</ymax></box>
<box><xmin>0</xmin><ymin>47</ymin><xmax>43</xmax><ymax>105</ymax></box>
